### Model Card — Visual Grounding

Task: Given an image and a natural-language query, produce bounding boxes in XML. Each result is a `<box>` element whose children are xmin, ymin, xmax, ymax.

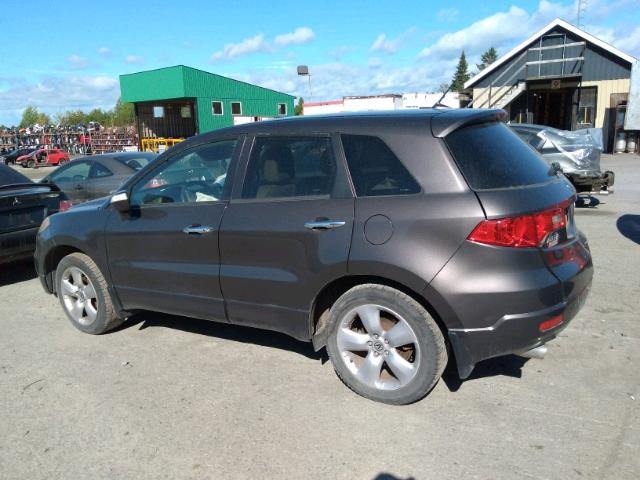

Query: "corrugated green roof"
<box><xmin>120</xmin><ymin>65</ymin><xmax>295</xmax><ymax>103</ymax></box>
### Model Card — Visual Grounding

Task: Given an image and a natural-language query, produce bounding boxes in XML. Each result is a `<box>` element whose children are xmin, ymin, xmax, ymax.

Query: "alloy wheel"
<box><xmin>336</xmin><ymin>304</ymin><xmax>421</xmax><ymax>391</ymax></box>
<box><xmin>60</xmin><ymin>266</ymin><xmax>98</xmax><ymax>326</ymax></box>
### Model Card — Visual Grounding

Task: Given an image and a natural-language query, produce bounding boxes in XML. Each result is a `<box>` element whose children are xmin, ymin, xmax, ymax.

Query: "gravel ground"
<box><xmin>0</xmin><ymin>154</ymin><xmax>638</xmax><ymax>480</ymax></box>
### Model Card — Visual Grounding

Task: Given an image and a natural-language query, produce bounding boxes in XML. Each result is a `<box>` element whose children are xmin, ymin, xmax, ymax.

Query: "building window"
<box><xmin>231</xmin><ymin>102</ymin><xmax>242</xmax><ymax>115</ymax></box>
<box><xmin>577</xmin><ymin>87</ymin><xmax>596</xmax><ymax>128</ymax></box>
<box><xmin>277</xmin><ymin>103</ymin><xmax>287</xmax><ymax>115</ymax></box>
<box><xmin>212</xmin><ymin>101</ymin><xmax>223</xmax><ymax>115</ymax></box>
<box><xmin>153</xmin><ymin>106</ymin><xmax>164</xmax><ymax>118</ymax></box>
<box><xmin>180</xmin><ymin>105</ymin><xmax>192</xmax><ymax>118</ymax></box>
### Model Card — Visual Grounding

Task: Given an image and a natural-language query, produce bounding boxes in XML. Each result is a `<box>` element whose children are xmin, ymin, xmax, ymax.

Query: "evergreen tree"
<box><xmin>450</xmin><ymin>51</ymin><xmax>470</xmax><ymax>92</ymax></box>
<box><xmin>294</xmin><ymin>97</ymin><xmax>304</xmax><ymax>116</ymax></box>
<box><xmin>477</xmin><ymin>47</ymin><xmax>498</xmax><ymax>71</ymax></box>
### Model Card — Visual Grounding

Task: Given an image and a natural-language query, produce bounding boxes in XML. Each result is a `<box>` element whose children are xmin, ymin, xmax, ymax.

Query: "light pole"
<box><xmin>297</xmin><ymin>65</ymin><xmax>312</xmax><ymax>98</ymax></box>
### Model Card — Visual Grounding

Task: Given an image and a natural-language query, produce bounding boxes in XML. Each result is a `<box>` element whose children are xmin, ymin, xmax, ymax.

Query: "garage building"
<box><xmin>465</xmin><ymin>18</ymin><xmax>637</xmax><ymax>152</ymax></box>
<box><xmin>119</xmin><ymin>65</ymin><xmax>295</xmax><ymax>148</ymax></box>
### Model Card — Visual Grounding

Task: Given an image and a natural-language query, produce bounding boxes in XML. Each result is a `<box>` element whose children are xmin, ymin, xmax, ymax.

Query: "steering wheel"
<box><xmin>183</xmin><ymin>181</ymin><xmax>221</xmax><ymax>202</ymax></box>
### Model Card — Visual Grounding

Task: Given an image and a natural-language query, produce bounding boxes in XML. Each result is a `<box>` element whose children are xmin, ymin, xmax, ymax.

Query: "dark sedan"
<box><xmin>0</xmin><ymin>164</ymin><xmax>70</xmax><ymax>264</ymax></box>
<box><xmin>41</xmin><ymin>152</ymin><xmax>156</xmax><ymax>204</ymax></box>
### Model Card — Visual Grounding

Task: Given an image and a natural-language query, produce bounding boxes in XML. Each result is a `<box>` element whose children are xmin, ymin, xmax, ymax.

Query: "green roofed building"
<box><xmin>119</xmin><ymin>65</ymin><xmax>295</xmax><ymax>143</ymax></box>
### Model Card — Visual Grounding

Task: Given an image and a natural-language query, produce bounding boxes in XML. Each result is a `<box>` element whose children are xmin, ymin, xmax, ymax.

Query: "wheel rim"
<box><xmin>60</xmin><ymin>267</ymin><xmax>98</xmax><ymax>326</ymax></box>
<box><xmin>336</xmin><ymin>304</ymin><xmax>420</xmax><ymax>391</ymax></box>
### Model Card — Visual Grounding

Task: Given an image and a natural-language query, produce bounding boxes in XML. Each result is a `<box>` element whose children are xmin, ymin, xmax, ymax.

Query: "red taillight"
<box><xmin>539</xmin><ymin>314</ymin><xmax>564</xmax><ymax>332</ymax></box>
<box><xmin>59</xmin><ymin>200</ymin><xmax>73</xmax><ymax>212</ymax></box>
<box><xmin>468</xmin><ymin>204</ymin><xmax>567</xmax><ymax>248</ymax></box>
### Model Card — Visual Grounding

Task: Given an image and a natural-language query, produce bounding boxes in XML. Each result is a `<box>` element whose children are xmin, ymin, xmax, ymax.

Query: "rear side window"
<box><xmin>341</xmin><ymin>135</ymin><xmax>420</xmax><ymax>197</ymax></box>
<box><xmin>446</xmin><ymin>122</ymin><xmax>553</xmax><ymax>190</ymax></box>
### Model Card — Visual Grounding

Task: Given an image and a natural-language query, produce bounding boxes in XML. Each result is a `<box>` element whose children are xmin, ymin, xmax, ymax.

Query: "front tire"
<box><xmin>326</xmin><ymin>284</ymin><xmax>447</xmax><ymax>405</ymax></box>
<box><xmin>55</xmin><ymin>253</ymin><xmax>123</xmax><ymax>334</ymax></box>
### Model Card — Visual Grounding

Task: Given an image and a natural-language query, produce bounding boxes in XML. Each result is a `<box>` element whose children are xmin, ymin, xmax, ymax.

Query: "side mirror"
<box><xmin>110</xmin><ymin>191</ymin><xmax>130</xmax><ymax>212</ymax></box>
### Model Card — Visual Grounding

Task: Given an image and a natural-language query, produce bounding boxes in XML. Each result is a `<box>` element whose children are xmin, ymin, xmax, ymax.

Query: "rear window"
<box><xmin>114</xmin><ymin>154</ymin><xmax>155</xmax><ymax>171</ymax></box>
<box><xmin>446</xmin><ymin>122</ymin><xmax>553</xmax><ymax>190</ymax></box>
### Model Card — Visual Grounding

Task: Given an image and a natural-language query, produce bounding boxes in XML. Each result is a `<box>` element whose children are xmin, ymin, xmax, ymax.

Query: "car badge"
<box><xmin>12</xmin><ymin>197</ymin><xmax>21</xmax><ymax>206</ymax></box>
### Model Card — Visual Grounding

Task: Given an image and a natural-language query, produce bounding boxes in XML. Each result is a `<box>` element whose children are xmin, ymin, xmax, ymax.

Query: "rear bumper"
<box><xmin>0</xmin><ymin>227</ymin><xmax>38</xmax><ymax>264</ymax></box>
<box><xmin>429</xmin><ymin>239</ymin><xmax>593</xmax><ymax>379</ymax></box>
<box><xmin>448</xmin><ymin>283</ymin><xmax>591</xmax><ymax>378</ymax></box>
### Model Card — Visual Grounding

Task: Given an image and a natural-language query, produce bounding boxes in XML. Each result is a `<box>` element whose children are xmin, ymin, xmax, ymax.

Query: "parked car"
<box><xmin>34</xmin><ymin>110</ymin><xmax>593</xmax><ymax>404</ymax></box>
<box><xmin>0</xmin><ymin>147</ymin><xmax>39</xmax><ymax>165</ymax></box>
<box><xmin>510</xmin><ymin>123</ymin><xmax>614</xmax><ymax>193</ymax></box>
<box><xmin>16</xmin><ymin>148</ymin><xmax>70</xmax><ymax>168</ymax></box>
<box><xmin>0</xmin><ymin>164</ymin><xmax>70</xmax><ymax>264</ymax></box>
<box><xmin>41</xmin><ymin>152</ymin><xmax>157</xmax><ymax>204</ymax></box>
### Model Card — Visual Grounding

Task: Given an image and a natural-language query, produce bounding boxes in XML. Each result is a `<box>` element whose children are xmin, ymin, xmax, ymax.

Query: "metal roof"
<box><xmin>465</xmin><ymin>18</ymin><xmax>636</xmax><ymax>89</ymax></box>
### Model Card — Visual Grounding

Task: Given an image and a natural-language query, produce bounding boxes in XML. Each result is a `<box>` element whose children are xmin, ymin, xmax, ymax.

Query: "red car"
<box><xmin>17</xmin><ymin>148</ymin><xmax>70</xmax><ymax>168</ymax></box>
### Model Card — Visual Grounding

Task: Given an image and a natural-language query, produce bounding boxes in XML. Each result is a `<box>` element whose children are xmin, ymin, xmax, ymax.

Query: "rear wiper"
<box><xmin>548</xmin><ymin>162</ymin><xmax>563</xmax><ymax>176</ymax></box>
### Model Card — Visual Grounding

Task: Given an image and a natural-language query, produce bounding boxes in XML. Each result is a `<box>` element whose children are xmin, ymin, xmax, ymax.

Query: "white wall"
<box><xmin>343</xmin><ymin>96</ymin><xmax>402</xmax><ymax>111</ymax></box>
<box><xmin>304</xmin><ymin>92</ymin><xmax>459</xmax><ymax>116</ymax></box>
<box><xmin>402</xmin><ymin>92</ymin><xmax>460</xmax><ymax>108</ymax></box>
<box><xmin>303</xmin><ymin>102</ymin><xmax>344</xmax><ymax>115</ymax></box>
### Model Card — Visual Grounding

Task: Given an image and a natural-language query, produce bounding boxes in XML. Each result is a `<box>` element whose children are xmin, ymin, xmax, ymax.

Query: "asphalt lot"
<box><xmin>1</xmin><ymin>154</ymin><xmax>638</xmax><ymax>480</ymax></box>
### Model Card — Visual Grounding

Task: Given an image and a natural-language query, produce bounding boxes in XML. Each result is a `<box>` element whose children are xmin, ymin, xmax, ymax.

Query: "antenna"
<box><xmin>577</xmin><ymin>0</ymin><xmax>588</xmax><ymax>27</ymax></box>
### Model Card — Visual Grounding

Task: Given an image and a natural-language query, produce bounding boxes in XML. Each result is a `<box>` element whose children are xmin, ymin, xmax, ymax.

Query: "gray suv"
<box><xmin>35</xmin><ymin>109</ymin><xmax>593</xmax><ymax>404</ymax></box>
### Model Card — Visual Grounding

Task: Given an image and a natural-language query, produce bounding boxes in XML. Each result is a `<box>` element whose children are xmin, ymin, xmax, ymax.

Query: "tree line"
<box><xmin>15</xmin><ymin>98</ymin><xmax>134</xmax><ymax>129</ymax></box>
<box><xmin>446</xmin><ymin>47</ymin><xmax>498</xmax><ymax>92</ymax></box>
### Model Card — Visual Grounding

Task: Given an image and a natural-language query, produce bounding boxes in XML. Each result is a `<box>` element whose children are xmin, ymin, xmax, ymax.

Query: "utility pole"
<box><xmin>577</xmin><ymin>0</ymin><xmax>588</xmax><ymax>27</ymax></box>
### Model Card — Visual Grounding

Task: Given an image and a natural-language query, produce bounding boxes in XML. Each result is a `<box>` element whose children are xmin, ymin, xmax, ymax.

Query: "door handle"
<box><xmin>182</xmin><ymin>225</ymin><xmax>213</xmax><ymax>235</ymax></box>
<box><xmin>304</xmin><ymin>220</ymin><xmax>346</xmax><ymax>230</ymax></box>
<box><xmin>74</xmin><ymin>184</ymin><xmax>83</xmax><ymax>190</ymax></box>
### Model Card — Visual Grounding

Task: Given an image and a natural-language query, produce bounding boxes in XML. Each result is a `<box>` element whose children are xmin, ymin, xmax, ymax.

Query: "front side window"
<box><xmin>341</xmin><ymin>135</ymin><xmax>420</xmax><ymax>197</ymax></box>
<box><xmin>130</xmin><ymin>140</ymin><xmax>236</xmax><ymax>206</ymax></box>
<box><xmin>242</xmin><ymin>136</ymin><xmax>336</xmax><ymax>199</ymax></box>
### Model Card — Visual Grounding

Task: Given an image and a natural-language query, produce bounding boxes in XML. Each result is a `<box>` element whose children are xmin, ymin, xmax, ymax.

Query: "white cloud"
<box><xmin>0</xmin><ymin>75</ymin><xmax>119</xmax><ymax>125</ymax></box>
<box><xmin>98</xmin><ymin>47</ymin><xmax>111</xmax><ymax>58</ymax></box>
<box><xmin>67</xmin><ymin>55</ymin><xmax>89</xmax><ymax>69</ymax></box>
<box><xmin>437</xmin><ymin>8</ymin><xmax>459</xmax><ymax>22</ymax></box>
<box><xmin>210</xmin><ymin>34</ymin><xmax>271</xmax><ymax>62</ymax></box>
<box><xmin>124</xmin><ymin>55</ymin><xmax>144</xmax><ymax>65</ymax></box>
<box><xmin>370</xmin><ymin>28</ymin><xmax>416</xmax><ymax>54</ymax></box>
<box><xmin>614</xmin><ymin>25</ymin><xmax>640</xmax><ymax>55</ymax></box>
<box><xmin>274</xmin><ymin>27</ymin><xmax>315</xmax><ymax>47</ymax></box>
<box><xmin>417</xmin><ymin>2</ymin><xmax>575</xmax><ymax>60</ymax></box>
<box><xmin>368</xmin><ymin>58</ymin><xmax>383</xmax><ymax>69</ymax></box>
<box><xmin>329</xmin><ymin>45</ymin><xmax>352</xmax><ymax>60</ymax></box>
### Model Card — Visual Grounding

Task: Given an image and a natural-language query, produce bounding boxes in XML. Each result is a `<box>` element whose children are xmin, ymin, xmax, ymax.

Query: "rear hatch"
<box><xmin>442</xmin><ymin>120</ymin><xmax>592</xmax><ymax>302</ymax></box>
<box><xmin>0</xmin><ymin>184</ymin><xmax>63</xmax><ymax>233</ymax></box>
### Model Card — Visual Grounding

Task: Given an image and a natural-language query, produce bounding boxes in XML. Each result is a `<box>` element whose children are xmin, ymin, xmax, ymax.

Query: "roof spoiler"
<box><xmin>431</xmin><ymin>109</ymin><xmax>507</xmax><ymax>138</ymax></box>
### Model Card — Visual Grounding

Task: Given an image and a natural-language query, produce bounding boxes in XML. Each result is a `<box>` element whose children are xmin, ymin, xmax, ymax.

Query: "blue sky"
<box><xmin>0</xmin><ymin>0</ymin><xmax>639</xmax><ymax>125</ymax></box>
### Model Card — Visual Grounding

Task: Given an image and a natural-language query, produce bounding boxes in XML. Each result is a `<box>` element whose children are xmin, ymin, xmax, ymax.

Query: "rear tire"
<box><xmin>326</xmin><ymin>284</ymin><xmax>447</xmax><ymax>405</ymax></box>
<box><xmin>55</xmin><ymin>253</ymin><xmax>123</xmax><ymax>334</ymax></box>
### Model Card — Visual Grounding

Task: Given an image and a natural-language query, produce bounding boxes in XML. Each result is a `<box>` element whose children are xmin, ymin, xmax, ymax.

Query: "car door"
<box><xmin>219</xmin><ymin>134</ymin><xmax>354</xmax><ymax>341</ymax></box>
<box><xmin>46</xmin><ymin>160</ymin><xmax>92</xmax><ymax>203</ymax></box>
<box><xmin>104</xmin><ymin>138</ymin><xmax>241</xmax><ymax>321</ymax></box>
